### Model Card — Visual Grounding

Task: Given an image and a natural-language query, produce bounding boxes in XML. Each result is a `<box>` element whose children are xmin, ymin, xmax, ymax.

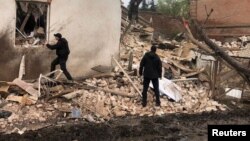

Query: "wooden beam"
<box><xmin>212</xmin><ymin>61</ymin><xmax>218</xmax><ymax>97</ymax></box>
<box><xmin>220</xmin><ymin>70</ymin><xmax>238</xmax><ymax>83</ymax></box>
<box><xmin>120</xmin><ymin>21</ymin><xmax>132</xmax><ymax>43</ymax></box>
<box><xmin>47</xmin><ymin>89</ymin><xmax>74</xmax><ymax>101</ymax></box>
<box><xmin>182</xmin><ymin>68</ymin><xmax>205</xmax><ymax>77</ymax></box>
<box><xmin>112</xmin><ymin>57</ymin><xmax>142</xmax><ymax>97</ymax></box>
<box><xmin>20</xmin><ymin>11</ymin><xmax>31</xmax><ymax>33</ymax></box>
<box><xmin>128</xmin><ymin>50</ymin><xmax>133</xmax><ymax>71</ymax></box>
<box><xmin>204</xmin><ymin>24</ymin><xmax>250</xmax><ymax>28</ymax></box>
<box><xmin>171</xmin><ymin>78</ymin><xmax>198</xmax><ymax>82</ymax></box>
<box><xmin>82</xmin><ymin>82</ymin><xmax>136</xmax><ymax>98</ymax></box>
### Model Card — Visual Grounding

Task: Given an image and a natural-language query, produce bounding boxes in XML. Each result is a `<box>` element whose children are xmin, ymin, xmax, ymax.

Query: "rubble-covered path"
<box><xmin>1</xmin><ymin>107</ymin><xmax>250</xmax><ymax>141</ymax></box>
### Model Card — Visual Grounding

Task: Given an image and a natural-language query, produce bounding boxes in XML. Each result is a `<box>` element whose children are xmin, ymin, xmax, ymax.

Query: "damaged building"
<box><xmin>1</xmin><ymin>0</ymin><xmax>250</xmax><ymax>140</ymax></box>
<box><xmin>0</xmin><ymin>0</ymin><xmax>121</xmax><ymax>81</ymax></box>
<box><xmin>190</xmin><ymin>0</ymin><xmax>250</xmax><ymax>38</ymax></box>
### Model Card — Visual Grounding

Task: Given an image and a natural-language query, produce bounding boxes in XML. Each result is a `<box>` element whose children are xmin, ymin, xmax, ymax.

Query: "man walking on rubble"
<box><xmin>128</xmin><ymin>0</ymin><xmax>142</xmax><ymax>22</ymax></box>
<box><xmin>139</xmin><ymin>45</ymin><xmax>162</xmax><ymax>107</ymax></box>
<box><xmin>46</xmin><ymin>33</ymin><xmax>73</xmax><ymax>80</ymax></box>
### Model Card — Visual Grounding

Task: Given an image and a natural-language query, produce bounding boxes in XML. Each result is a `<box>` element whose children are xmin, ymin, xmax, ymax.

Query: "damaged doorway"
<box><xmin>15</xmin><ymin>1</ymin><xmax>49</xmax><ymax>48</ymax></box>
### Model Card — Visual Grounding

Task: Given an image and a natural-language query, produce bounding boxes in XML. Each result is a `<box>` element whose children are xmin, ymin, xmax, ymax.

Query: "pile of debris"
<box><xmin>0</xmin><ymin>23</ymin><xmax>228</xmax><ymax>134</ymax></box>
<box><xmin>0</xmin><ymin>78</ymin><xmax>59</xmax><ymax>134</ymax></box>
<box><xmin>76</xmin><ymin>76</ymin><xmax>226</xmax><ymax>122</ymax></box>
<box><xmin>121</xmin><ymin>25</ymin><xmax>204</xmax><ymax>79</ymax></box>
<box><xmin>210</xmin><ymin>36</ymin><xmax>250</xmax><ymax>57</ymax></box>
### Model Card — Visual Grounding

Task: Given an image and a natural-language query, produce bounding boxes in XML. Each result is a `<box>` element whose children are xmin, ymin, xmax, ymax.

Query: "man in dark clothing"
<box><xmin>139</xmin><ymin>46</ymin><xmax>162</xmax><ymax>107</ymax></box>
<box><xmin>46</xmin><ymin>33</ymin><xmax>73</xmax><ymax>80</ymax></box>
<box><xmin>128</xmin><ymin>0</ymin><xmax>142</xmax><ymax>21</ymax></box>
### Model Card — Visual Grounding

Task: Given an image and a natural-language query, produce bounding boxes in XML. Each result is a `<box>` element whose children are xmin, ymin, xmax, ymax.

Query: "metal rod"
<box><xmin>171</xmin><ymin>78</ymin><xmax>199</xmax><ymax>82</ymax></box>
<box><xmin>16</xmin><ymin>27</ymin><xmax>27</xmax><ymax>39</ymax></box>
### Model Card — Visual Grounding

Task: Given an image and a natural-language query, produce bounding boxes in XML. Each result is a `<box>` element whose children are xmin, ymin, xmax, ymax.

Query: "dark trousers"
<box><xmin>128</xmin><ymin>8</ymin><xmax>139</xmax><ymax>21</ymax></box>
<box><xmin>142</xmin><ymin>77</ymin><xmax>160</xmax><ymax>104</ymax></box>
<box><xmin>50</xmin><ymin>56</ymin><xmax>73</xmax><ymax>80</ymax></box>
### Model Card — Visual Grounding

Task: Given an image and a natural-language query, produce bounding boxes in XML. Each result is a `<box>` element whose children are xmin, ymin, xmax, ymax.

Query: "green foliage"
<box><xmin>157</xmin><ymin>0</ymin><xmax>189</xmax><ymax>18</ymax></box>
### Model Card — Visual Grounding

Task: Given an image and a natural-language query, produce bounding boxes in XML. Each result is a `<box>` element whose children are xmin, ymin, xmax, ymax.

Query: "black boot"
<box><xmin>155</xmin><ymin>101</ymin><xmax>161</xmax><ymax>107</ymax></box>
<box><xmin>142</xmin><ymin>101</ymin><xmax>147</xmax><ymax>107</ymax></box>
<box><xmin>155</xmin><ymin>102</ymin><xmax>161</xmax><ymax>107</ymax></box>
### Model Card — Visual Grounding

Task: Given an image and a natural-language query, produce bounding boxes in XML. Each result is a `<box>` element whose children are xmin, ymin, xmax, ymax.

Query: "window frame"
<box><xmin>15</xmin><ymin>0</ymin><xmax>51</xmax><ymax>47</ymax></box>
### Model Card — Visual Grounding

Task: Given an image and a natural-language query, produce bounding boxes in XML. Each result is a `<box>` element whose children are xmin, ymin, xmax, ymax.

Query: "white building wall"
<box><xmin>49</xmin><ymin>0</ymin><xmax>121</xmax><ymax>77</ymax></box>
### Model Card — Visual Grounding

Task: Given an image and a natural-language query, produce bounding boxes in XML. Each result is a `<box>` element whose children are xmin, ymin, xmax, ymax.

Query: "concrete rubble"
<box><xmin>210</xmin><ymin>36</ymin><xmax>250</xmax><ymax>57</ymax></box>
<box><xmin>0</xmin><ymin>24</ymin><xmax>228</xmax><ymax>134</ymax></box>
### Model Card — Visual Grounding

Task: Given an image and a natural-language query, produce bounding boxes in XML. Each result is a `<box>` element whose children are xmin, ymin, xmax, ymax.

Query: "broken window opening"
<box><xmin>15</xmin><ymin>1</ymin><xmax>49</xmax><ymax>48</ymax></box>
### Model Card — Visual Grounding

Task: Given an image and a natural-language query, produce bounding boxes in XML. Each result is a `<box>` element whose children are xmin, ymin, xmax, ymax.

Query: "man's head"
<box><xmin>151</xmin><ymin>45</ymin><xmax>157</xmax><ymax>52</ymax></box>
<box><xmin>54</xmin><ymin>33</ymin><xmax>62</xmax><ymax>40</ymax></box>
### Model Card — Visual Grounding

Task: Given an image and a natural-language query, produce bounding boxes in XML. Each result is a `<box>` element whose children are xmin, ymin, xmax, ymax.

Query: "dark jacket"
<box><xmin>139</xmin><ymin>51</ymin><xmax>162</xmax><ymax>79</ymax></box>
<box><xmin>46</xmin><ymin>38</ymin><xmax>70</xmax><ymax>57</ymax></box>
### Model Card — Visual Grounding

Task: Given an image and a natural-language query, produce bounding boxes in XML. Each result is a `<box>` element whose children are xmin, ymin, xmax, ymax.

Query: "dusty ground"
<box><xmin>0</xmin><ymin>100</ymin><xmax>249</xmax><ymax>141</ymax></box>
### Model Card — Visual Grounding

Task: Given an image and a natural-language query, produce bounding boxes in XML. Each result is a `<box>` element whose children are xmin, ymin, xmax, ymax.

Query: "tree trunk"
<box><xmin>193</xmin><ymin>21</ymin><xmax>250</xmax><ymax>84</ymax></box>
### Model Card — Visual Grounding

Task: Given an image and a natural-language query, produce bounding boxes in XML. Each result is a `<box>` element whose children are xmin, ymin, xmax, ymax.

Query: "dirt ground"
<box><xmin>0</xmin><ymin>99</ymin><xmax>250</xmax><ymax>141</ymax></box>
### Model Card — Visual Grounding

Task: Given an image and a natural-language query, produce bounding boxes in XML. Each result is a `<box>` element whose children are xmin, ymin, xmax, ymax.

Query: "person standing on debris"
<box><xmin>139</xmin><ymin>45</ymin><xmax>162</xmax><ymax>107</ymax></box>
<box><xmin>128</xmin><ymin>0</ymin><xmax>142</xmax><ymax>21</ymax></box>
<box><xmin>46</xmin><ymin>33</ymin><xmax>73</xmax><ymax>80</ymax></box>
